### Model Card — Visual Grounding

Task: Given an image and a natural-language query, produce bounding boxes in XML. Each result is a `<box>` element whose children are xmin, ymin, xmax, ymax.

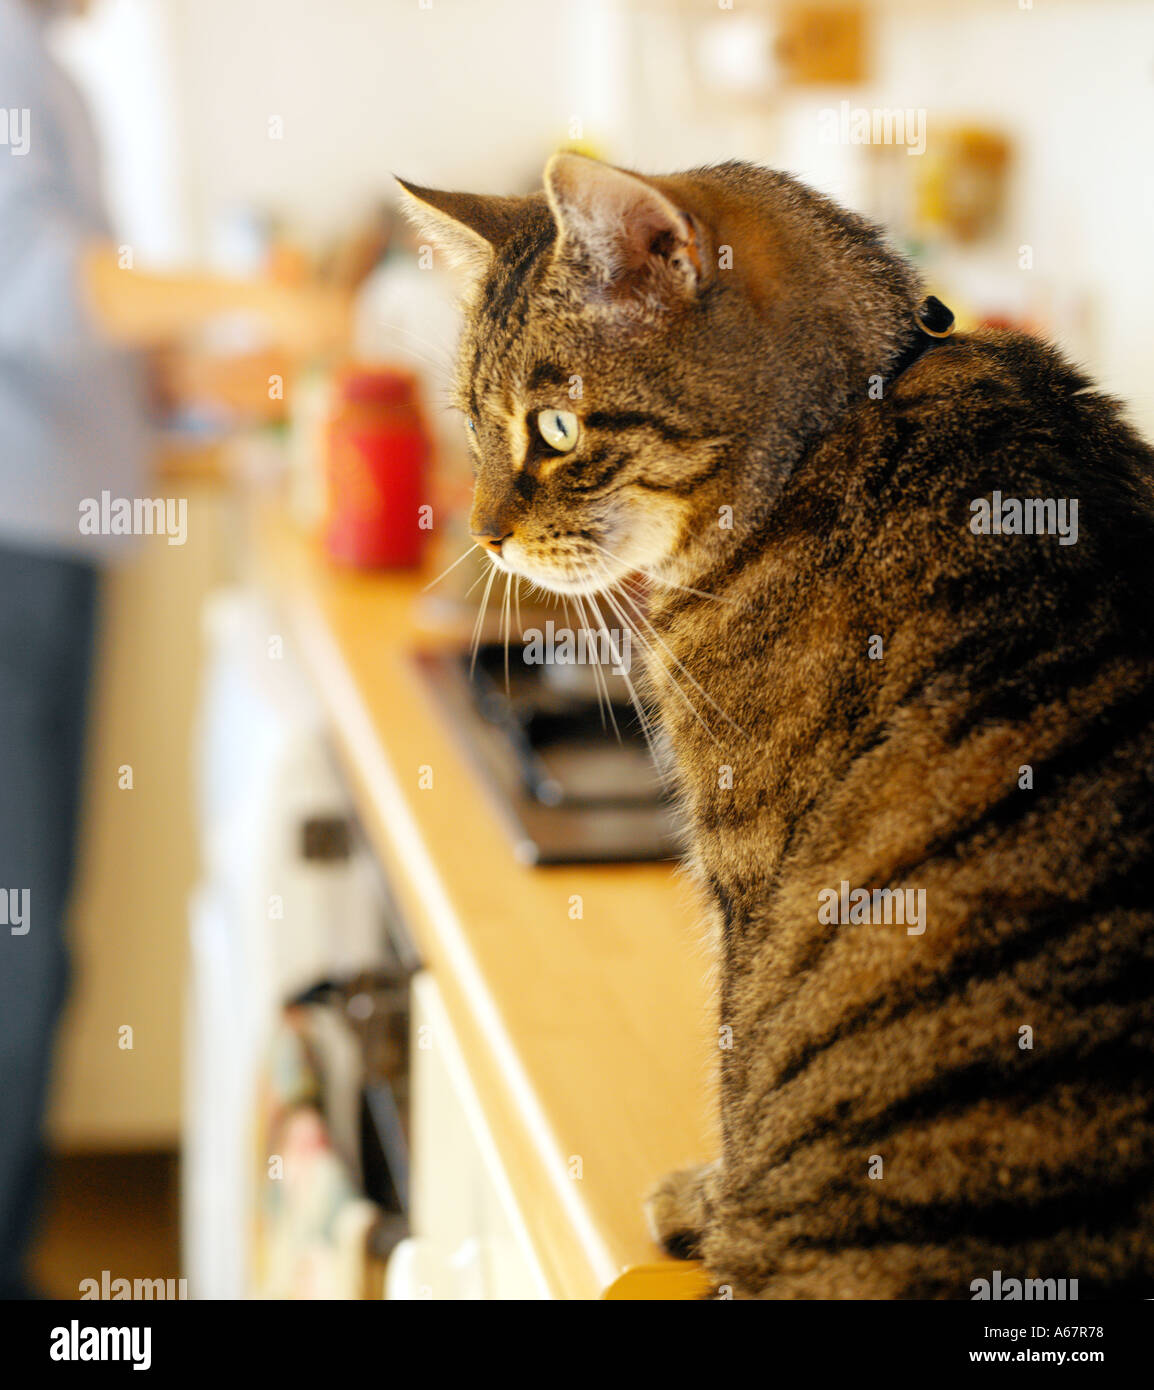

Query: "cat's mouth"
<box><xmin>485</xmin><ymin>542</ymin><xmax>624</xmax><ymax>597</ymax></box>
<box><xmin>488</xmin><ymin>509</ymin><xmax>681</xmax><ymax>596</ymax></box>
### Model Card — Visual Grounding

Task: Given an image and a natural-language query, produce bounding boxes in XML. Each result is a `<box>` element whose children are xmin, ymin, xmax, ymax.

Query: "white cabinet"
<box><xmin>184</xmin><ymin>588</ymin><xmax>387</xmax><ymax>1299</ymax></box>
<box><xmin>386</xmin><ymin>973</ymin><xmax>550</xmax><ymax>1300</ymax></box>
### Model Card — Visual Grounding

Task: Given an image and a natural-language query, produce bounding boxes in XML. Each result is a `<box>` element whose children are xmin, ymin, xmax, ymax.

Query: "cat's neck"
<box><xmin>652</xmin><ymin>325</ymin><xmax>921</xmax><ymax>600</ymax></box>
<box><xmin>651</xmin><ymin>439</ymin><xmax>808</xmax><ymax>600</ymax></box>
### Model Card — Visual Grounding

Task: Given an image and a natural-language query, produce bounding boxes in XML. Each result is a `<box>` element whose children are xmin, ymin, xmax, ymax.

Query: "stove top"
<box><xmin>413</xmin><ymin>642</ymin><xmax>681</xmax><ymax>865</ymax></box>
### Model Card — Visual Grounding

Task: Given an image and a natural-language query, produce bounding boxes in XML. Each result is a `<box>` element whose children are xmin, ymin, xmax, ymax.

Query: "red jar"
<box><xmin>324</xmin><ymin>366</ymin><xmax>431</xmax><ymax>568</ymax></box>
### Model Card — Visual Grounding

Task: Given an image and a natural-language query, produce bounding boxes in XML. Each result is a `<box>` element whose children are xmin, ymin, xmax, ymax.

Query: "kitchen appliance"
<box><xmin>414</xmin><ymin>641</ymin><xmax>681</xmax><ymax>865</ymax></box>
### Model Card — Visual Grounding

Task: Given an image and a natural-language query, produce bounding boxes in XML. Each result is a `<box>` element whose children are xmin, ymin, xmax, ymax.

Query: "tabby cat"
<box><xmin>399</xmin><ymin>154</ymin><xmax>1154</xmax><ymax>1298</ymax></box>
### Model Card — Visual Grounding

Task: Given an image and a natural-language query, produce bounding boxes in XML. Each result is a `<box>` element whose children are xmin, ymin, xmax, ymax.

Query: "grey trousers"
<box><xmin>0</xmin><ymin>543</ymin><xmax>98</xmax><ymax>1298</ymax></box>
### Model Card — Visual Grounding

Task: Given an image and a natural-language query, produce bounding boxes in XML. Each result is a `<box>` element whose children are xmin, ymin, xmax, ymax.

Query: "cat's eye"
<box><xmin>536</xmin><ymin>409</ymin><xmax>579</xmax><ymax>453</ymax></box>
<box><xmin>465</xmin><ymin>417</ymin><xmax>476</xmax><ymax>433</ymax></box>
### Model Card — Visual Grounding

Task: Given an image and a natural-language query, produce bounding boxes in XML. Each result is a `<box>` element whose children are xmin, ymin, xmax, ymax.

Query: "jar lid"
<box><xmin>335</xmin><ymin>365</ymin><xmax>417</xmax><ymax>405</ymax></box>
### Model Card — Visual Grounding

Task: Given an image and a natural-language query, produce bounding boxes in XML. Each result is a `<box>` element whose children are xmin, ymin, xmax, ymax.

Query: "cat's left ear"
<box><xmin>544</xmin><ymin>153</ymin><xmax>705</xmax><ymax>299</ymax></box>
<box><xmin>394</xmin><ymin>178</ymin><xmax>527</xmax><ymax>291</ymax></box>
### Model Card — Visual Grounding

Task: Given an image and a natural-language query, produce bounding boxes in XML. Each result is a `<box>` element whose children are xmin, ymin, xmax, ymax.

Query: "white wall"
<box><xmin>163</xmin><ymin>0</ymin><xmax>618</xmax><ymax>255</ymax></box>
<box><xmin>56</xmin><ymin>0</ymin><xmax>1154</xmax><ymax>434</ymax></box>
<box><xmin>866</xmin><ymin>0</ymin><xmax>1154</xmax><ymax>435</ymax></box>
<box><xmin>614</xmin><ymin>0</ymin><xmax>1154</xmax><ymax>438</ymax></box>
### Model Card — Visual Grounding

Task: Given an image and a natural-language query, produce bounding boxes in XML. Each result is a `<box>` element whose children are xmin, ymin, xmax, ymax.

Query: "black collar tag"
<box><xmin>888</xmin><ymin>295</ymin><xmax>956</xmax><ymax>384</ymax></box>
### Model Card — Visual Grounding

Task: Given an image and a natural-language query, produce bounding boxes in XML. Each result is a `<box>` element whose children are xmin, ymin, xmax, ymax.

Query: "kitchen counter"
<box><xmin>247</xmin><ymin>499</ymin><xmax>716</xmax><ymax>1299</ymax></box>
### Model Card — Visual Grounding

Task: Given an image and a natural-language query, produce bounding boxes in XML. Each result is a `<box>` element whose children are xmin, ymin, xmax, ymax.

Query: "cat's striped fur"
<box><xmin>399</xmin><ymin>156</ymin><xmax>1154</xmax><ymax>1298</ymax></box>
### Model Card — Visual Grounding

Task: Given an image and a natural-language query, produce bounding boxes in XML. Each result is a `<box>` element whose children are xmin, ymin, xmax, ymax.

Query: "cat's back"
<box><xmin>790</xmin><ymin>327</ymin><xmax>1154</xmax><ymax>668</ymax></box>
<box><xmin>709</xmin><ymin>334</ymin><xmax>1154</xmax><ymax>1302</ymax></box>
<box><xmin>879</xmin><ymin>327</ymin><xmax>1154</xmax><ymax>567</ymax></box>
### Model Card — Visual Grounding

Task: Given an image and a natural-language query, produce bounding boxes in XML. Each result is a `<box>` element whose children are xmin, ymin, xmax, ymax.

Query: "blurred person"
<box><xmin>0</xmin><ymin>0</ymin><xmax>349</xmax><ymax>1298</ymax></box>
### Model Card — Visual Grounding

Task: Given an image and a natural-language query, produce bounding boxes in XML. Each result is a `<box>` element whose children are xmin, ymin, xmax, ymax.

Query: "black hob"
<box><xmin>414</xmin><ymin>642</ymin><xmax>680</xmax><ymax>865</ymax></box>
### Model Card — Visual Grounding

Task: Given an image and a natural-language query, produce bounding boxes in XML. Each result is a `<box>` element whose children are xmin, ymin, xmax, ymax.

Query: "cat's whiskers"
<box><xmin>592</xmin><ymin>558</ymin><xmax>746</xmax><ymax>742</ymax></box>
<box><xmin>590</xmin><ymin>557</ymin><xmax>725</xmax><ymax>753</ymax></box>
<box><xmin>558</xmin><ymin>592</ymin><xmax>605</xmax><ymax>728</ymax></box>
<box><xmin>371</xmin><ymin>319</ymin><xmax>455</xmax><ymax>379</ymax></box>
<box><xmin>469</xmin><ymin>558</ymin><xmax>500</xmax><ymax>676</ymax></box>
<box><xmin>587</xmin><ymin>588</ymin><xmax>641</xmax><ymax>748</ymax></box>
<box><xmin>571</xmin><ymin>590</ymin><xmax>605</xmax><ymax>730</ymax></box>
<box><xmin>422</xmin><ymin>542</ymin><xmax>482</xmax><ymax>594</ymax></box>
<box><xmin>590</xmin><ymin>540</ymin><xmax>740</xmax><ymax>607</ymax></box>
<box><xmin>576</xmin><ymin>589</ymin><xmax>620</xmax><ymax>739</ymax></box>
<box><xmin>501</xmin><ymin>569</ymin><xmax>513</xmax><ymax>695</ymax></box>
<box><xmin>594</xmin><ymin>576</ymin><xmax>711</xmax><ymax>752</ymax></box>
<box><xmin>463</xmin><ymin>565</ymin><xmax>490</xmax><ymax>599</ymax></box>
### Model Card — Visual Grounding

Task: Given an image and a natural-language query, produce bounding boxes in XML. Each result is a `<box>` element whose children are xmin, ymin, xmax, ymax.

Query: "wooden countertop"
<box><xmin>248</xmin><ymin>501</ymin><xmax>716</xmax><ymax>1299</ymax></box>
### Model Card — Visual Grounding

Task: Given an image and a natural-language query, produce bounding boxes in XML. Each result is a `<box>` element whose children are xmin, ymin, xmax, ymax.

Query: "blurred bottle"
<box><xmin>323</xmin><ymin>366</ymin><xmax>431</xmax><ymax>569</ymax></box>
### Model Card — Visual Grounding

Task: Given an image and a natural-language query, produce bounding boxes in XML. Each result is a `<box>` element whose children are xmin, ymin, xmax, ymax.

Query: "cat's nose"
<box><xmin>472</xmin><ymin>529</ymin><xmax>512</xmax><ymax>556</ymax></box>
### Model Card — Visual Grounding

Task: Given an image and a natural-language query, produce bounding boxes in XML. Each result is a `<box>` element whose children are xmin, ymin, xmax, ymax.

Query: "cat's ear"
<box><xmin>394</xmin><ymin>178</ymin><xmax>526</xmax><ymax>289</ymax></box>
<box><xmin>543</xmin><ymin>153</ymin><xmax>703</xmax><ymax>298</ymax></box>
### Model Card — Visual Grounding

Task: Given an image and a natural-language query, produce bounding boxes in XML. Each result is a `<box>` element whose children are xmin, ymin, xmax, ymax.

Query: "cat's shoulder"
<box><xmin>887</xmin><ymin>328</ymin><xmax>1128</xmax><ymax>437</ymax></box>
<box><xmin>879</xmin><ymin>327</ymin><xmax>1153</xmax><ymax>475</ymax></box>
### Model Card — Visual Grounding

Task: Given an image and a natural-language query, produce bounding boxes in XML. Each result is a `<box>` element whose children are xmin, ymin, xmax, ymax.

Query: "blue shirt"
<box><xmin>0</xmin><ymin>0</ymin><xmax>147</xmax><ymax>559</ymax></box>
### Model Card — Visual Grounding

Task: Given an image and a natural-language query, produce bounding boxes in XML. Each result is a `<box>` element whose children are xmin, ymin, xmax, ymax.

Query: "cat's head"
<box><xmin>398</xmin><ymin>154</ymin><xmax>920</xmax><ymax>596</ymax></box>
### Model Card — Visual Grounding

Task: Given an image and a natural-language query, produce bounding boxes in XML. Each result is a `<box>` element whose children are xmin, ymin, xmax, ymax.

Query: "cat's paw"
<box><xmin>644</xmin><ymin>1162</ymin><xmax>717</xmax><ymax>1261</ymax></box>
